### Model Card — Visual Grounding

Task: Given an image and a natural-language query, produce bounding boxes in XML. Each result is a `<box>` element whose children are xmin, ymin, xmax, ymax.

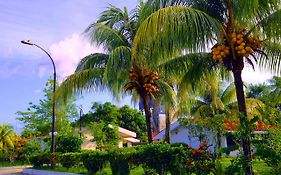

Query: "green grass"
<box><xmin>34</xmin><ymin>165</ymin><xmax>88</xmax><ymax>174</ymax></box>
<box><xmin>220</xmin><ymin>157</ymin><xmax>272</xmax><ymax>175</ymax></box>
<box><xmin>35</xmin><ymin>164</ymin><xmax>144</xmax><ymax>175</ymax></box>
<box><xmin>0</xmin><ymin>161</ymin><xmax>28</xmax><ymax>167</ymax></box>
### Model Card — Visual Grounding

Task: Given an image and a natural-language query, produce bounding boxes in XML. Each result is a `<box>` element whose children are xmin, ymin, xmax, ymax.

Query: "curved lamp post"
<box><xmin>21</xmin><ymin>40</ymin><xmax>56</xmax><ymax>153</ymax></box>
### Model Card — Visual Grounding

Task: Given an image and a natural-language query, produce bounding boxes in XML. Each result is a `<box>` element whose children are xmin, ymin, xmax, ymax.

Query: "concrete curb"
<box><xmin>23</xmin><ymin>168</ymin><xmax>82</xmax><ymax>175</ymax></box>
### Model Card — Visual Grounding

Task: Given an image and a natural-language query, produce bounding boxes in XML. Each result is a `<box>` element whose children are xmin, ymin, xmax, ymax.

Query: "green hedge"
<box><xmin>81</xmin><ymin>151</ymin><xmax>108</xmax><ymax>174</ymax></box>
<box><xmin>29</xmin><ymin>143</ymin><xmax>215</xmax><ymax>175</ymax></box>
<box><xmin>58</xmin><ymin>152</ymin><xmax>82</xmax><ymax>169</ymax></box>
<box><xmin>29</xmin><ymin>153</ymin><xmax>60</xmax><ymax>168</ymax></box>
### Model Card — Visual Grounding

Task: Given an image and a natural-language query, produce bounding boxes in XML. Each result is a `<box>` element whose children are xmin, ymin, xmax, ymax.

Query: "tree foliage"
<box><xmin>0</xmin><ymin>124</ymin><xmax>16</xmax><ymax>159</ymax></box>
<box><xmin>80</xmin><ymin>102</ymin><xmax>146</xmax><ymax>139</ymax></box>
<box><xmin>16</xmin><ymin>79</ymin><xmax>78</xmax><ymax>135</ymax></box>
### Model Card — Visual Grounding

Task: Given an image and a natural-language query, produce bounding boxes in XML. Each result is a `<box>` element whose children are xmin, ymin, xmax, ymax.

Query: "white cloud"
<box><xmin>48</xmin><ymin>34</ymin><xmax>103</xmax><ymax>81</ymax></box>
<box><xmin>242</xmin><ymin>64</ymin><xmax>273</xmax><ymax>84</ymax></box>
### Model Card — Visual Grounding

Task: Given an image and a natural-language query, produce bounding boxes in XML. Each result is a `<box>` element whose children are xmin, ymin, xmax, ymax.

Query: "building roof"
<box><xmin>154</xmin><ymin>121</ymin><xmax>181</xmax><ymax>140</ymax></box>
<box><xmin>154</xmin><ymin>119</ymin><xmax>270</xmax><ymax>140</ymax></box>
<box><xmin>124</xmin><ymin>137</ymin><xmax>140</xmax><ymax>143</ymax></box>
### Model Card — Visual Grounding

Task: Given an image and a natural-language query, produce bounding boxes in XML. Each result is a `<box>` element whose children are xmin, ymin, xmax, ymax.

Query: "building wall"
<box><xmin>170</xmin><ymin>126</ymin><xmax>217</xmax><ymax>151</ymax></box>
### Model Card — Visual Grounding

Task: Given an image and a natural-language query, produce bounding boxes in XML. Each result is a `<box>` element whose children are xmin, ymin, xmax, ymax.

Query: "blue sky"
<box><xmin>0</xmin><ymin>1</ymin><xmax>274</xmax><ymax>131</ymax></box>
<box><xmin>0</xmin><ymin>0</ymin><xmax>138</xmax><ymax>129</ymax></box>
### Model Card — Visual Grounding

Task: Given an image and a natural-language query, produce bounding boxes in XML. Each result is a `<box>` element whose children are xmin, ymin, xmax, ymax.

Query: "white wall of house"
<box><xmin>169</xmin><ymin>126</ymin><xmax>217</xmax><ymax>151</ymax></box>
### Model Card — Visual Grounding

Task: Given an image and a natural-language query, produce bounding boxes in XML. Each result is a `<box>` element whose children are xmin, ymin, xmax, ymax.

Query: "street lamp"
<box><xmin>21</xmin><ymin>40</ymin><xmax>57</xmax><ymax>153</ymax></box>
<box><xmin>78</xmin><ymin>106</ymin><xmax>84</xmax><ymax>138</ymax></box>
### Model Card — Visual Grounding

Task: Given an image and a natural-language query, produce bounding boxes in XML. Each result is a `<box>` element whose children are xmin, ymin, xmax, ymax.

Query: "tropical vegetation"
<box><xmin>132</xmin><ymin>1</ymin><xmax>281</xmax><ymax>174</ymax></box>
<box><xmin>2</xmin><ymin>1</ymin><xmax>280</xmax><ymax>175</ymax></box>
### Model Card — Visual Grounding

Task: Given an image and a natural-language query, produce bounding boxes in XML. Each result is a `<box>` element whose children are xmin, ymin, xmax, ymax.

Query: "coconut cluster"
<box><xmin>128</xmin><ymin>68</ymin><xmax>160</xmax><ymax>94</ymax></box>
<box><xmin>211</xmin><ymin>45</ymin><xmax>230</xmax><ymax>61</ymax></box>
<box><xmin>143</xmin><ymin>71</ymin><xmax>160</xmax><ymax>94</ymax></box>
<box><xmin>211</xmin><ymin>30</ymin><xmax>262</xmax><ymax>62</ymax></box>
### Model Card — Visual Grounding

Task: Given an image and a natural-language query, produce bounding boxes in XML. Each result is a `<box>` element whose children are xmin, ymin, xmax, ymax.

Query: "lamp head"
<box><xmin>21</xmin><ymin>40</ymin><xmax>34</xmax><ymax>46</ymax></box>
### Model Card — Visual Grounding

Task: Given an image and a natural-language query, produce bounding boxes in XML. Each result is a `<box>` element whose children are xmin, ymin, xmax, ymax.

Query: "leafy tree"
<box><xmin>0</xmin><ymin>124</ymin><xmax>16</xmax><ymax>160</ymax></box>
<box><xmin>82</xmin><ymin>102</ymin><xmax>120</xmax><ymax>125</ymax></box>
<box><xmin>247</xmin><ymin>83</ymin><xmax>270</xmax><ymax>99</ymax></box>
<box><xmin>55</xmin><ymin>135</ymin><xmax>82</xmax><ymax>153</ymax></box>
<box><xmin>247</xmin><ymin>76</ymin><xmax>281</xmax><ymax>126</ymax></box>
<box><xmin>21</xmin><ymin>139</ymin><xmax>42</xmax><ymax>161</ymax></box>
<box><xmin>189</xmin><ymin>74</ymin><xmax>235</xmax><ymax>157</ymax></box>
<box><xmin>17</xmin><ymin>79</ymin><xmax>78</xmax><ymax>136</ymax></box>
<box><xmin>132</xmin><ymin>1</ymin><xmax>281</xmax><ymax>174</ymax></box>
<box><xmin>260</xmin><ymin>76</ymin><xmax>281</xmax><ymax>110</ymax></box>
<box><xmin>88</xmin><ymin>122</ymin><xmax>120</xmax><ymax>150</ymax></box>
<box><xmin>80</xmin><ymin>102</ymin><xmax>146</xmax><ymax>139</ymax></box>
<box><xmin>118</xmin><ymin>105</ymin><xmax>147</xmax><ymax>139</ymax></box>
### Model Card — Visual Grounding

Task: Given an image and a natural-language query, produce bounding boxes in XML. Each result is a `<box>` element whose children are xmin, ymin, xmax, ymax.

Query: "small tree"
<box><xmin>16</xmin><ymin>79</ymin><xmax>78</xmax><ymax>136</ymax></box>
<box><xmin>56</xmin><ymin>135</ymin><xmax>82</xmax><ymax>153</ymax></box>
<box><xmin>88</xmin><ymin>122</ymin><xmax>120</xmax><ymax>150</ymax></box>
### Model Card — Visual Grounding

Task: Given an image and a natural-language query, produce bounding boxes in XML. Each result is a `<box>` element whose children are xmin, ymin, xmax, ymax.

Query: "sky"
<box><xmin>0</xmin><ymin>1</ymin><xmax>274</xmax><ymax>131</ymax></box>
<box><xmin>0</xmin><ymin>0</ymin><xmax>138</xmax><ymax>130</ymax></box>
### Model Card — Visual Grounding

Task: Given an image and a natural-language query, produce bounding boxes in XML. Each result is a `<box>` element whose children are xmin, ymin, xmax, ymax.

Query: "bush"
<box><xmin>136</xmin><ymin>143</ymin><xmax>174</xmax><ymax>175</ymax></box>
<box><xmin>56</xmin><ymin>135</ymin><xmax>83</xmax><ymax>153</ymax></box>
<box><xmin>170</xmin><ymin>142</ymin><xmax>215</xmax><ymax>175</ymax></box>
<box><xmin>82</xmin><ymin>151</ymin><xmax>108</xmax><ymax>174</ymax></box>
<box><xmin>109</xmin><ymin>148</ymin><xmax>138</xmax><ymax>175</ymax></box>
<box><xmin>58</xmin><ymin>152</ymin><xmax>82</xmax><ymax>169</ymax></box>
<box><xmin>221</xmin><ymin>145</ymin><xmax>239</xmax><ymax>156</ymax></box>
<box><xmin>255</xmin><ymin>128</ymin><xmax>281</xmax><ymax>174</ymax></box>
<box><xmin>29</xmin><ymin>152</ymin><xmax>60</xmax><ymax>168</ymax></box>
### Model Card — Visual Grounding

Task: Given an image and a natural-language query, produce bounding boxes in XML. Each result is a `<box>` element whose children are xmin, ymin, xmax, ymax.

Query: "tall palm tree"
<box><xmin>0</xmin><ymin>124</ymin><xmax>15</xmax><ymax>158</ymax></box>
<box><xmin>132</xmin><ymin>1</ymin><xmax>281</xmax><ymax>174</ymax></box>
<box><xmin>58</xmin><ymin>2</ymin><xmax>177</xmax><ymax>143</ymax></box>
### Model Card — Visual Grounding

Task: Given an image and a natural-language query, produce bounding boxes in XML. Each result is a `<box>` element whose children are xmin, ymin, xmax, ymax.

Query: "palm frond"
<box><xmin>96</xmin><ymin>4</ymin><xmax>127</xmax><ymax>30</ymax></box>
<box><xmin>132</xmin><ymin>6</ymin><xmax>222</xmax><ymax>63</ymax></box>
<box><xmin>221</xmin><ymin>83</ymin><xmax>236</xmax><ymax>105</ymax></box>
<box><xmin>235</xmin><ymin>0</ymin><xmax>279</xmax><ymax>22</ymax></box>
<box><xmin>76</xmin><ymin>53</ymin><xmax>109</xmax><ymax>71</ymax></box>
<box><xmin>104</xmin><ymin>46</ymin><xmax>132</xmax><ymax>80</ymax></box>
<box><xmin>57</xmin><ymin>69</ymin><xmax>104</xmax><ymax>103</ymax></box>
<box><xmin>254</xmin><ymin>9</ymin><xmax>281</xmax><ymax>41</ymax></box>
<box><xmin>85</xmin><ymin>23</ymin><xmax>129</xmax><ymax>51</ymax></box>
<box><xmin>156</xmin><ymin>79</ymin><xmax>177</xmax><ymax>109</ymax></box>
<box><xmin>188</xmin><ymin>0</ymin><xmax>226</xmax><ymax>23</ymax></box>
<box><xmin>258</xmin><ymin>41</ymin><xmax>281</xmax><ymax>75</ymax></box>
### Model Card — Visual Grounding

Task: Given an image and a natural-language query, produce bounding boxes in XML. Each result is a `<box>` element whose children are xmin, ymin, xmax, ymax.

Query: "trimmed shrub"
<box><xmin>82</xmin><ymin>151</ymin><xmax>108</xmax><ymax>174</ymax></box>
<box><xmin>109</xmin><ymin>147</ymin><xmax>137</xmax><ymax>175</ymax></box>
<box><xmin>58</xmin><ymin>152</ymin><xmax>82</xmax><ymax>169</ymax></box>
<box><xmin>29</xmin><ymin>152</ymin><xmax>60</xmax><ymax>168</ymax></box>
<box><xmin>136</xmin><ymin>143</ymin><xmax>174</xmax><ymax>175</ymax></box>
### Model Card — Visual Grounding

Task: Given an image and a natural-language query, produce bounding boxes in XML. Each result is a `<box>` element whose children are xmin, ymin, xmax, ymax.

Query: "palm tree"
<box><xmin>0</xmin><ymin>124</ymin><xmax>15</xmax><ymax>158</ymax></box>
<box><xmin>58</xmin><ymin>2</ymin><xmax>177</xmax><ymax>143</ymax></box>
<box><xmin>132</xmin><ymin>1</ymin><xmax>281</xmax><ymax>174</ymax></box>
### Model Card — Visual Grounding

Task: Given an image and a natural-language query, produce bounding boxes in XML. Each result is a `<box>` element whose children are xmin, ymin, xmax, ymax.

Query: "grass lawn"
<box><xmin>0</xmin><ymin>161</ymin><xmax>28</xmax><ymax>167</ymax></box>
<box><xmin>36</xmin><ymin>163</ymin><xmax>144</xmax><ymax>175</ymax></box>
<box><xmin>221</xmin><ymin>157</ymin><xmax>272</xmax><ymax>175</ymax></box>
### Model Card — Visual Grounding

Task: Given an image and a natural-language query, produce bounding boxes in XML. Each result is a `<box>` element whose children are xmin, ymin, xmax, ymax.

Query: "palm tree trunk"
<box><xmin>152</xmin><ymin>100</ymin><xmax>160</xmax><ymax>132</ymax></box>
<box><xmin>216</xmin><ymin>129</ymin><xmax>222</xmax><ymax>158</ymax></box>
<box><xmin>143</xmin><ymin>94</ymin><xmax>153</xmax><ymax>143</ymax></box>
<box><xmin>164</xmin><ymin>108</ymin><xmax>171</xmax><ymax>143</ymax></box>
<box><xmin>233</xmin><ymin>69</ymin><xmax>253</xmax><ymax>175</ymax></box>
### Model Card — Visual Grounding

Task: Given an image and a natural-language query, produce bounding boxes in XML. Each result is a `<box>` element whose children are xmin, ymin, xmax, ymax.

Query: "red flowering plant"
<box><xmin>185</xmin><ymin>141</ymin><xmax>215</xmax><ymax>175</ymax></box>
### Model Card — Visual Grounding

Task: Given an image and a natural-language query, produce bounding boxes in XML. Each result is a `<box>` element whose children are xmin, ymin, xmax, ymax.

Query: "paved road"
<box><xmin>0</xmin><ymin>166</ymin><xmax>24</xmax><ymax>175</ymax></box>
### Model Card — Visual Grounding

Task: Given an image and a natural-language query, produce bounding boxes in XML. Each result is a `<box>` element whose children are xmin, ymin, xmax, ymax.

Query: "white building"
<box><xmin>81</xmin><ymin>126</ymin><xmax>140</xmax><ymax>150</ymax></box>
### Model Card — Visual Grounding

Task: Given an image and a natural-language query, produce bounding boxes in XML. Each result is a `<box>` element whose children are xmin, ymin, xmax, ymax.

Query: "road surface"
<box><xmin>0</xmin><ymin>166</ymin><xmax>24</xmax><ymax>175</ymax></box>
